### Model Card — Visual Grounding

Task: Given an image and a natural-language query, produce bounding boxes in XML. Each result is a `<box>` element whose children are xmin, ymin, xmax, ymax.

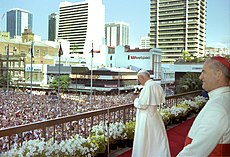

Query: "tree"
<box><xmin>50</xmin><ymin>75</ymin><xmax>70</xmax><ymax>92</ymax></box>
<box><xmin>0</xmin><ymin>73</ymin><xmax>12</xmax><ymax>88</ymax></box>
<box><xmin>176</xmin><ymin>73</ymin><xmax>202</xmax><ymax>93</ymax></box>
<box><xmin>182</xmin><ymin>51</ymin><xmax>192</xmax><ymax>62</ymax></box>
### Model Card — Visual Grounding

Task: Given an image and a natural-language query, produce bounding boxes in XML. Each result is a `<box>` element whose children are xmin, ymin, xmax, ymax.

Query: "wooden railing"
<box><xmin>0</xmin><ymin>90</ymin><xmax>202</xmax><ymax>152</ymax></box>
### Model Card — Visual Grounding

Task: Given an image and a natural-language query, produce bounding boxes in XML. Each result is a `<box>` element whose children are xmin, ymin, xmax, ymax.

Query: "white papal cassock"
<box><xmin>177</xmin><ymin>86</ymin><xmax>230</xmax><ymax>157</ymax></box>
<box><xmin>132</xmin><ymin>79</ymin><xmax>171</xmax><ymax>157</ymax></box>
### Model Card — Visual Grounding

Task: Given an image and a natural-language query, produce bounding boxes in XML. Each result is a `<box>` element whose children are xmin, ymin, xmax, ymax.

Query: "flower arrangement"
<box><xmin>169</xmin><ymin>105</ymin><xmax>186</xmax><ymax>118</ymax></box>
<box><xmin>182</xmin><ymin>99</ymin><xmax>199</xmax><ymax>113</ymax></box>
<box><xmin>90</xmin><ymin>135</ymin><xmax>107</xmax><ymax>154</ymax></box>
<box><xmin>114</xmin><ymin>122</ymin><xmax>127</xmax><ymax>140</ymax></box>
<box><xmin>1</xmin><ymin>135</ymin><xmax>97</xmax><ymax>157</ymax></box>
<box><xmin>124</xmin><ymin>121</ymin><xmax>135</xmax><ymax>141</ymax></box>
<box><xmin>91</xmin><ymin>122</ymin><xmax>105</xmax><ymax>136</ymax></box>
<box><xmin>194</xmin><ymin>95</ymin><xmax>208</xmax><ymax>109</ymax></box>
<box><xmin>159</xmin><ymin>107</ymin><xmax>171</xmax><ymax>126</ymax></box>
<box><xmin>2</xmin><ymin>139</ymin><xmax>47</xmax><ymax>157</ymax></box>
<box><xmin>91</xmin><ymin>122</ymin><xmax>126</xmax><ymax>144</ymax></box>
<box><xmin>105</xmin><ymin>122</ymin><xmax>125</xmax><ymax>144</ymax></box>
<box><xmin>176</xmin><ymin>103</ymin><xmax>189</xmax><ymax>115</ymax></box>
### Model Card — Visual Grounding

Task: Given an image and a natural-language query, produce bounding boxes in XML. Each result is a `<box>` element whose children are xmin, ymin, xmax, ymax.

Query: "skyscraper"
<box><xmin>7</xmin><ymin>8</ymin><xmax>33</xmax><ymax>38</ymax></box>
<box><xmin>150</xmin><ymin>0</ymin><xmax>206</xmax><ymax>63</ymax></box>
<box><xmin>48</xmin><ymin>12</ymin><xmax>59</xmax><ymax>41</ymax></box>
<box><xmin>105</xmin><ymin>22</ymin><xmax>130</xmax><ymax>47</ymax></box>
<box><xmin>58</xmin><ymin>0</ymin><xmax>105</xmax><ymax>56</ymax></box>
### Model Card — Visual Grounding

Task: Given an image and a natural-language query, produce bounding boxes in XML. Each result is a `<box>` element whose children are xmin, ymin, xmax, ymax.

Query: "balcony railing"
<box><xmin>0</xmin><ymin>90</ymin><xmax>202</xmax><ymax>152</ymax></box>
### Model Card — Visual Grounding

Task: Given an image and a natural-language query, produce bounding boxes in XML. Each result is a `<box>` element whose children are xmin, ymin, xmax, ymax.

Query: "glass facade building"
<box><xmin>105</xmin><ymin>22</ymin><xmax>130</xmax><ymax>47</ymax></box>
<box><xmin>48</xmin><ymin>12</ymin><xmax>59</xmax><ymax>41</ymax></box>
<box><xmin>7</xmin><ymin>8</ymin><xmax>33</xmax><ymax>38</ymax></box>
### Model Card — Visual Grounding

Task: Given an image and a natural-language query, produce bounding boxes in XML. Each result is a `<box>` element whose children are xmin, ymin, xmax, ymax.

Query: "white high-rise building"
<box><xmin>7</xmin><ymin>8</ymin><xmax>33</xmax><ymax>38</ymax></box>
<box><xmin>58</xmin><ymin>0</ymin><xmax>105</xmax><ymax>56</ymax></box>
<box><xmin>139</xmin><ymin>36</ymin><xmax>150</xmax><ymax>49</ymax></box>
<box><xmin>150</xmin><ymin>0</ymin><xmax>207</xmax><ymax>63</ymax></box>
<box><xmin>105</xmin><ymin>22</ymin><xmax>130</xmax><ymax>47</ymax></box>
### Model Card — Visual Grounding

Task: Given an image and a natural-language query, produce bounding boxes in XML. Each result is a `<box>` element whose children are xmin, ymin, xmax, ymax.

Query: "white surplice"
<box><xmin>132</xmin><ymin>79</ymin><xmax>171</xmax><ymax>157</ymax></box>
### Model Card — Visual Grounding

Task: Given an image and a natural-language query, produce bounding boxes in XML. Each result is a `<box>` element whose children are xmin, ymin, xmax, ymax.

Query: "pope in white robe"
<box><xmin>132</xmin><ymin>70</ymin><xmax>171</xmax><ymax>157</ymax></box>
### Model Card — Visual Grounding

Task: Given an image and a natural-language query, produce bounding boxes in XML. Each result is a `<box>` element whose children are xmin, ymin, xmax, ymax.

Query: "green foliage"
<box><xmin>176</xmin><ymin>73</ymin><xmax>202</xmax><ymax>93</ymax></box>
<box><xmin>159</xmin><ymin>108</ymin><xmax>171</xmax><ymax>126</ymax></box>
<box><xmin>0</xmin><ymin>73</ymin><xmax>12</xmax><ymax>88</ymax></box>
<box><xmin>190</xmin><ymin>56</ymin><xmax>205</xmax><ymax>63</ymax></box>
<box><xmin>90</xmin><ymin>135</ymin><xmax>106</xmax><ymax>153</ymax></box>
<box><xmin>182</xmin><ymin>51</ymin><xmax>192</xmax><ymax>62</ymax></box>
<box><xmin>124</xmin><ymin>121</ymin><xmax>135</xmax><ymax>140</ymax></box>
<box><xmin>50</xmin><ymin>75</ymin><xmax>70</xmax><ymax>92</ymax></box>
<box><xmin>176</xmin><ymin>103</ymin><xmax>189</xmax><ymax>116</ymax></box>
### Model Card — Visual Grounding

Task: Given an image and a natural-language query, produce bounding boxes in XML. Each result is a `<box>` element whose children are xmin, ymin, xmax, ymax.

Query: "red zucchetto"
<box><xmin>212</xmin><ymin>56</ymin><xmax>230</xmax><ymax>70</ymax></box>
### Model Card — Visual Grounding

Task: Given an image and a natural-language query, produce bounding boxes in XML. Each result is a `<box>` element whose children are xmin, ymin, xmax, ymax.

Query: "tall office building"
<box><xmin>48</xmin><ymin>12</ymin><xmax>59</xmax><ymax>41</ymax></box>
<box><xmin>105</xmin><ymin>22</ymin><xmax>130</xmax><ymax>47</ymax></box>
<box><xmin>7</xmin><ymin>8</ymin><xmax>33</xmax><ymax>38</ymax></box>
<box><xmin>150</xmin><ymin>0</ymin><xmax>207</xmax><ymax>63</ymax></box>
<box><xmin>139</xmin><ymin>36</ymin><xmax>150</xmax><ymax>49</ymax></box>
<box><xmin>58</xmin><ymin>0</ymin><xmax>105</xmax><ymax>56</ymax></box>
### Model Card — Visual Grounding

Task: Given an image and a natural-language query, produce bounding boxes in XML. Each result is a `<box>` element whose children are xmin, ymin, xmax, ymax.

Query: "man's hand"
<box><xmin>131</xmin><ymin>93</ymin><xmax>139</xmax><ymax>101</ymax></box>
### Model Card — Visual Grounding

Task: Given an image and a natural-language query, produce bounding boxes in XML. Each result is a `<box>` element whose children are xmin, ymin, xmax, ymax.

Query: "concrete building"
<box><xmin>7</xmin><ymin>8</ymin><xmax>33</xmax><ymax>38</ymax></box>
<box><xmin>0</xmin><ymin>36</ymin><xmax>59</xmax><ymax>85</ymax></box>
<box><xmin>86</xmin><ymin>45</ymin><xmax>163</xmax><ymax>80</ymax></box>
<box><xmin>139</xmin><ymin>36</ymin><xmax>150</xmax><ymax>49</ymax></box>
<box><xmin>205</xmin><ymin>47</ymin><xmax>229</xmax><ymax>56</ymax></box>
<box><xmin>69</xmin><ymin>67</ymin><xmax>138</xmax><ymax>92</ymax></box>
<box><xmin>0</xmin><ymin>32</ymin><xmax>10</xmax><ymax>40</ymax></box>
<box><xmin>21</xmin><ymin>28</ymin><xmax>34</xmax><ymax>43</ymax></box>
<box><xmin>161</xmin><ymin>64</ymin><xmax>175</xmax><ymax>84</ymax></box>
<box><xmin>0</xmin><ymin>53</ymin><xmax>26</xmax><ymax>87</ymax></box>
<box><xmin>48</xmin><ymin>12</ymin><xmax>59</xmax><ymax>41</ymax></box>
<box><xmin>58</xmin><ymin>0</ymin><xmax>105</xmax><ymax>56</ymax></box>
<box><xmin>105</xmin><ymin>22</ymin><xmax>130</xmax><ymax>47</ymax></box>
<box><xmin>70</xmin><ymin>46</ymin><xmax>163</xmax><ymax>92</ymax></box>
<box><xmin>150</xmin><ymin>0</ymin><xmax>207</xmax><ymax>63</ymax></box>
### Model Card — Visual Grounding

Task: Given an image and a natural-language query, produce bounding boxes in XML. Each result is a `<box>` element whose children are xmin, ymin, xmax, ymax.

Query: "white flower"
<box><xmin>170</xmin><ymin>106</ymin><xmax>186</xmax><ymax>117</ymax></box>
<box><xmin>183</xmin><ymin>99</ymin><xmax>199</xmax><ymax>109</ymax></box>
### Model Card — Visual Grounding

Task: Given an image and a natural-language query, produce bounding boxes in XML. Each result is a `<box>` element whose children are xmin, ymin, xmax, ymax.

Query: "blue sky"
<box><xmin>0</xmin><ymin>0</ymin><xmax>229</xmax><ymax>50</ymax></box>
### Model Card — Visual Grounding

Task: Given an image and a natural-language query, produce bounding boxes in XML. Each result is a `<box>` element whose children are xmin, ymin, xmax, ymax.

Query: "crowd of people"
<box><xmin>0</xmin><ymin>90</ymin><xmax>134</xmax><ymax>129</ymax></box>
<box><xmin>0</xmin><ymin>89</ymin><xmax>134</xmax><ymax>151</ymax></box>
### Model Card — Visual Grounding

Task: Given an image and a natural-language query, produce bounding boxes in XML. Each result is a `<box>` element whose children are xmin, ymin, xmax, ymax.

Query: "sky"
<box><xmin>0</xmin><ymin>0</ymin><xmax>229</xmax><ymax>50</ymax></box>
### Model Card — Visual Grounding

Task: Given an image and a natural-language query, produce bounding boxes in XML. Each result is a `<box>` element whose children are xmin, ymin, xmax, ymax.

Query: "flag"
<box><xmin>58</xmin><ymin>43</ymin><xmax>63</xmax><ymax>57</ymax></box>
<box><xmin>31</xmin><ymin>42</ymin><xmax>34</xmax><ymax>58</ymax></box>
<box><xmin>91</xmin><ymin>41</ymin><xmax>94</xmax><ymax>58</ymax></box>
<box><xmin>6</xmin><ymin>44</ymin><xmax>9</xmax><ymax>59</ymax></box>
<box><xmin>91</xmin><ymin>48</ymin><xmax>94</xmax><ymax>58</ymax></box>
